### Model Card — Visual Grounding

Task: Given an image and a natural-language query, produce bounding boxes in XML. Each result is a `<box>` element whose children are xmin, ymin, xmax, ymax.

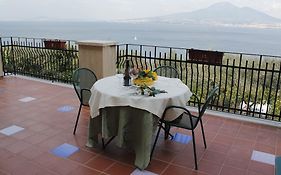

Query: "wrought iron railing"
<box><xmin>1</xmin><ymin>38</ymin><xmax>281</xmax><ymax>121</ymax></box>
<box><xmin>117</xmin><ymin>44</ymin><xmax>281</xmax><ymax>121</ymax></box>
<box><xmin>0</xmin><ymin>37</ymin><xmax>78</xmax><ymax>83</ymax></box>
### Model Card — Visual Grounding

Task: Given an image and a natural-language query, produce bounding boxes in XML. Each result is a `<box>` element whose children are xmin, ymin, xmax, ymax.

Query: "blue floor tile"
<box><xmin>57</xmin><ymin>105</ymin><xmax>74</xmax><ymax>112</ymax></box>
<box><xmin>51</xmin><ymin>143</ymin><xmax>79</xmax><ymax>158</ymax></box>
<box><xmin>0</xmin><ymin>125</ymin><xmax>24</xmax><ymax>136</ymax></box>
<box><xmin>172</xmin><ymin>133</ymin><xmax>192</xmax><ymax>144</ymax></box>
<box><xmin>251</xmin><ymin>150</ymin><xmax>275</xmax><ymax>165</ymax></box>
<box><xmin>131</xmin><ymin>169</ymin><xmax>158</xmax><ymax>175</ymax></box>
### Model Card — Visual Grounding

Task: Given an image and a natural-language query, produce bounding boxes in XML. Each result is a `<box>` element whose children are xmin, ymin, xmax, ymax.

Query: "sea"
<box><xmin>0</xmin><ymin>21</ymin><xmax>281</xmax><ymax>56</ymax></box>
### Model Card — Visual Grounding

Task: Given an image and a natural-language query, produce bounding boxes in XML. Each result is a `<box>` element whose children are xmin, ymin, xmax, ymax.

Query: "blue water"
<box><xmin>0</xmin><ymin>21</ymin><xmax>280</xmax><ymax>56</ymax></box>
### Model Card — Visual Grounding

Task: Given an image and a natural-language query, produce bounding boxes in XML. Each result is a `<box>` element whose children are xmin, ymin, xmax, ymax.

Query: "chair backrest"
<box><xmin>198</xmin><ymin>86</ymin><xmax>219</xmax><ymax>118</ymax></box>
<box><xmin>72</xmin><ymin>68</ymin><xmax>97</xmax><ymax>105</ymax></box>
<box><xmin>153</xmin><ymin>66</ymin><xmax>179</xmax><ymax>78</ymax></box>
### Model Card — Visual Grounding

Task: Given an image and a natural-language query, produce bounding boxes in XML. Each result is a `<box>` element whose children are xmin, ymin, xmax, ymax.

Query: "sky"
<box><xmin>0</xmin><ymin>0</ymin><xmax>281</xmax><ymax>21</ymax></box>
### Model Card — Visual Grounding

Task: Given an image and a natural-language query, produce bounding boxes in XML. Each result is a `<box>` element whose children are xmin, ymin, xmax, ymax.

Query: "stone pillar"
<box><xmin>78</xmin><ymin>40</ymin><xmax>117</xmax><ymax>79</ymax></box>
<box><xmin>0</xmin><ymin>46</ymin><xmax>3</xmax><ymax>77</ymax></box>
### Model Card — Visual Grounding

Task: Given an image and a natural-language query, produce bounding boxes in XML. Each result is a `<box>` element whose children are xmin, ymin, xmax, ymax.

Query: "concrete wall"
<box><xmin>78</xmin><ymin>40</ymin><xmax>117</xmax><ymax>79</ymax></box>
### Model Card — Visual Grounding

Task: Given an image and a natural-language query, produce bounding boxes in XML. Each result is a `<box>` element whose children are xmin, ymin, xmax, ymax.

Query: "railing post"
<box><xmin>78</xmin><ymin>40</ymin><xmax>117</xmax><ymax>79</ymax></box>
<box><xmin>0</xmin><ymin>37</ymin><xmax>3</xmax><ymax>77</ymax></box>
<box><xmin>10</xmin><ymin>37</ymin><xmax>16</xmax><ymax>75</ymax></box>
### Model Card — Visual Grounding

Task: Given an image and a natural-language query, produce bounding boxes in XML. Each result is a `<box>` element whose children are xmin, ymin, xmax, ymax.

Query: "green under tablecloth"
<box><xmin>86</xmin><ymin>106</ymin><xmax>159</xmax><ymax>170</ymax></box>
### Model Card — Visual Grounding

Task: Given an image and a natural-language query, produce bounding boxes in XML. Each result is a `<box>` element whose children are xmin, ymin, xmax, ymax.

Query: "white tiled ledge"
<box><xmin>186</xmin><ymin>106</ymin><xmax>281</xmax><ymax>128</ymax></box>
<box><xmin>6</xmin><ymin>74</ymin><xmax>73</xmax><ymax>88</ymax></box>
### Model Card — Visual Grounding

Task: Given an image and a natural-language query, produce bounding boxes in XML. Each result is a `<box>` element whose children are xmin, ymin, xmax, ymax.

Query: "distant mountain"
<box><xmin>127</xmin><ymin>2</ymin><xmax>281</xmax><ymax>28</ymax></box>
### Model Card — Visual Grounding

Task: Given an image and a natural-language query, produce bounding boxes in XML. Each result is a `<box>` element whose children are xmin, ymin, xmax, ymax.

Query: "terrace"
<box><xmin>0</xmin><ymin>37</ymin><xmax>280</xmax><ymax>175</ymax></box>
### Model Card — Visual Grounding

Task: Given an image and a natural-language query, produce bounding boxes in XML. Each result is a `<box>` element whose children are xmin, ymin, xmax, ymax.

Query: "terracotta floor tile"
<box><xmin>153</xmin><ymin>147</ymin><xmax>177</xmax><ymax>163</ymax></box>
<box><xmin>219</xmin><ymin>165</ymin><xmax>246</xmax><ymax>175</ymax></box>
<box><xmin>17</xmin><ymin>119</ymin><xmax>39</xmax><ymax>128</ymax></box>
<box><xmin>19</xmin><ymin>145</ymin><xmax>45</xmax><ymax>160</ymax></box>
<box><xmin>255</xmin><ymin>131</ymin><xmax>277</xmax><ymax>147</ymax></box>
<box><xmin>227</xmin><ymin>146</ymin><xmax>253</xmax><ymax>161</ymax></box>
<box><xmin>232</xmin><ymin>138</ymin><xmax>255</xmax><ymax>149</ymax></box>
<box><xmin>0</xmin><ymin>136</ymin><xmax>18</xmax><ymax>148</ymax></box>
<box><xmin>68</xmin><ymin>136</ymin><xmax>97</xmax><ymax>150</ymax></box>
<box><xmin>253</xmin><ymin>143</ymin><xmax>275</xmax><ymax>155</ymax></box>
<box><xmin>33</xmin><ymin>152</ymin><xmax>61</xmax><ymax>169</ymax></box>
<box><xmin>11</xmin><ymin>160</ymin><xmax>52</xmax><ymax>175</ymax></box>
<box><xmin>47</xmin><ymin>159</ymin><xmax>80</xmax><ymax>175</ymax></box>
<box><xmin>105</xmin><ymin>162</ymin><xmax>135</xmax><ymax>175</ymax></box>
<box><xmin>205</xmin><ymin>117</ymin><xmax>225</xmax><ymax>126</ymax></box>
<box><xmin>236</xmin><ymin>128</ymin><xmax>258</xmax><ymax>140</ymax></box>
<box><xmin>242</xmin><ymin>122</ymin><xmax>260</xmax><ymax>128</ymax></box>
<box><xmin>37</xmin><ymin>137</ymin><xmax>66</xmax><ymax>150</ymax></box>
<box><xmin>24</xmin><ymin>133</ymin><xmax>51</xmax><ymax>144</ymax></box>
<box><xmin>190</xmin><ymin>170</ymin><xmax>209</xmax><ymax>175</ymax></box>
<box><xmin>28</xmin><ymin>123</ymin><xmax>50</xmax><ymax>132</ymax></box>
<box><xmin>0</xmin><ymin>170</ymin><xmax>9</xmax><ymax>175</ymax></box>
<box><xmin>5</xmin><ymin>140</ymin><xmax>32</xmax><ymax>154</ymax></box>
<box><xmin>156</xmin><ymin>139</ymin><xmax>186</xmax><ymax>153</ymax></box>
<box><xmin>221</xmin><ymin>119</ymin><xmax>241</xmax><ymax>130</ymax></box>
<box><xmin>217</xmin><ymin>127</ymin><xmax>239</xmax><ymax>137</ymax></box>
<box><xmin>198</xmin><ymin>159</ymin><xmax>222</xmax><ymax>175</ymax></box>
<box><xmin>246</xmin><ymin>170</ymin><xmax>268</xmax><ymax>175</ymax></box>
<box><xmin>212</xmin><ymin>134</ymin><xmax>234</xmax><ymax>146</ymax></box>
<box><xmin>258</xmin><ymin>124</ymin><xmax>277</xmax><ymax>133</ymax></box>
<box><xmin>11</xmin><ymin>128</ymin><xmax>35</xmax><ymax>140</ymax></box>
<box><xmin>86</xmin><ymin>155</ymin><xmax>116</xmax><ymax>171</ymax></box>
<box><xmin>67</xmin><ymin>166</ymin><xmax>101</xmax><ymax>175</ymax></box>
<box><xmin>162</xmin><ymin>164</ymin><xmax>193</xmax><ymax>175</ymax></box>
<box><xmin>146</xmin><ymin>159</ymin><xmax>168</xmax><ymax>174</ymax></box>
<box><xmin>0</xmin><ymin>155</ymin><xmax>29</xmax><ymax>173</ymax></box>
<box><xmin>208</xmin><ymin>142</ymin><xmax>231</xmax><ymax>154</ymax></box>
<box><xmin>68</xmin><ymin>149</ymin><xmax>97</xmax><ymax>163</ymax></box>
<box><xmin>38</xmin><ymin>127</ymin><xmax>63</xmax><ymax>137</ymax></box>
<box><xmin>204</xmin><ymin>124</ymin><xmax>221</xmax><ymax>133</ymax></box>
<box><xmin>204</xmin><ymin>131</ymin><xmax>218</xmax><ymax>143</ymax></box>
<box><xmin>1</xmin><ymin>77</ymin><xmax>281</xmax><ymax>175</ymax></box>
<box><xmin>201</xmin><ymin>150</ymin><xmax>227</xmax><ymax>165</ymax></box>
<box><xmin>0</xmin><ymin>149</ymin><xmax>16</xmax><ymax>159</ymax></box>
<box><xmin>223</xmin><ymin>157</ymin><xmax>249</xmax><ymax>170</ymax></box>
<box><xmin>172</xmin><ymin>153</ymin><xmax>197</xmax><ymax>169</ymax></box>
<box><xmin>248</xmin><ymin>161</ymin><xmax>274</xmax><ymax>175</ymax></box>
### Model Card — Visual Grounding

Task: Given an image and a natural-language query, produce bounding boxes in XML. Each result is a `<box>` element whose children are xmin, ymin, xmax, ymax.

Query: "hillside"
<box><xmin>127</xmin><ymin>2</ymin><xmax>281</xmax><ymax>28</ymax></box>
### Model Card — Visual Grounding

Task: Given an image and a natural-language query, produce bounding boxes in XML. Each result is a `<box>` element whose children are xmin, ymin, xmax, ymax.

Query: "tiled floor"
<box><xmin>0</xmin><ymin>76</ymin><xmax>279</xmax><ymax>175</ymax></box>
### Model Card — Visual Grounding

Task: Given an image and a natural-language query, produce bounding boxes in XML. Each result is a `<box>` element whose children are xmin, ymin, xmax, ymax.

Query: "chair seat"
<box><xmin>163</xmin><ymin>112</ymin><xmax>199</xmax><ymax>130</ymax></box>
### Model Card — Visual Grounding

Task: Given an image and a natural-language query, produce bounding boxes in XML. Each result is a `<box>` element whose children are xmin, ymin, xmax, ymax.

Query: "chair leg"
<box><xmin>191</xmin><ymin>130</ymin><xmax>198</xmax><ymax>170</ymax></box>
<box><xmin>163</xmin><ymin>123</ymin><xmax>173</xmax><ymax>140</ymax></box>
<box><xmin>150</xmin><ymin>121</ymin><xmax>163</xmax><ymax>160</ymax></box>
<box><xmin>73</xmin><ymin>103</ymin><xmax>82</xmax><ymax>135</ymax></box>
<box><xmin>199</xmin><ymin>119</ymin><xmax>207</xmax><ymax>149</ymax></box>
<box><xmin>164</xmin><ymin>123</ymin><xmax>169</xmax><ymax>139</ymax></box>
<box><xmin>102</xmin><ymin>136</ymin><xmax>116</xmax><ymax>149</ymax></box>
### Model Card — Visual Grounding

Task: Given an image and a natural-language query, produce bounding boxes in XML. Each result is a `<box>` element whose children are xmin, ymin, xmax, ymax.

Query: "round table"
<box><xmin>89</xmin><ymin>74</ymin><xmax>192</xmax><ymax>121</ymax></box>
<box><xmin>87</xmin><ymin>74</ymin><xmax>192</xmax><ymax>170</ymax></box>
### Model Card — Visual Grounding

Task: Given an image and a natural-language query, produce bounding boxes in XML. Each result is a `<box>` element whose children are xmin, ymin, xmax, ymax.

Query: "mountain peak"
<box><xmin>143</xmin><ymin>1</ymin><xmax>281</xmax><ymax>28</ymax></box>
<box><xmin>208</xmin><ymin>1</ymin><xmax>237</xmax><ymax>8</ymax></box>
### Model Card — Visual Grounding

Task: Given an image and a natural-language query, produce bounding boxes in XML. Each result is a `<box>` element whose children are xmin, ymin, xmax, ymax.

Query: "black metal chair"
<box><xmin>153</xmin><ymin>65</ymin><xmax>180</xmax><ymax>139</ymax></box>
<box><xmin>72</xmin><ymin>68</ymin><xmax>97</xmax><ymax>135</ymax></box>
<box><xmin>151</xmin><ymin>86</ymin><xmax>219</xmax><ymax>170</ymax></box>
<box><xmin>153</xmin><ymin>66</ymin><xmax>179</xmax><ymax>78</ymax></box>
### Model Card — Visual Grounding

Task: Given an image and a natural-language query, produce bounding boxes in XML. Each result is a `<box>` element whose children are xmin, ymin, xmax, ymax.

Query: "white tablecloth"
<box><xmin>89</xmin><ymin>74</ymin><xmax>192</xmax><ymax>121</ymax></box>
